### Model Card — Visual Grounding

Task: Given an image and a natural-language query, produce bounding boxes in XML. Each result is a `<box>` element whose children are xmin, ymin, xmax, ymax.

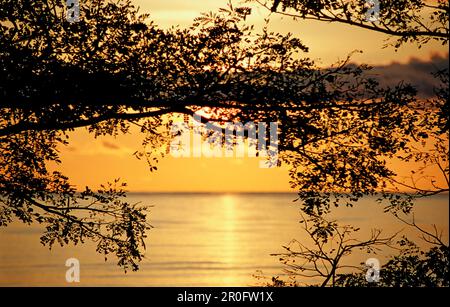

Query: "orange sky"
<box><xmin>137</xmin><ymin>0</ymin><xmax>447</xmax><ymax>65</ymax></box>
<box><xmin>54</xmin><ymin>127</ymin><xmax>292</xmax><ymax>192</ymax></box>
<box><xmin>53</xmin><ymin>0</ymin><xmax>448</xmax><ymax>192</ymax></box>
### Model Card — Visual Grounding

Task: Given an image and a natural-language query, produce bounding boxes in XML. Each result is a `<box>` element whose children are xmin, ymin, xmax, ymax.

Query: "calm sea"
<box><xmin>0</xmin><ymin>193</ymin><xmax>448</xmax><ymax>286</ymax></box>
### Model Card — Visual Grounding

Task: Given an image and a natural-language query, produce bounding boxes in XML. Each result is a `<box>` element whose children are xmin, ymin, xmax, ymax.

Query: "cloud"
<box><xmin>102</xmin><ymin>141</ymin><xmax>120</xmax><ymax>150</ymax></box>
<box><xmin>368</xmin><ymin>53</ymin><xmax>449</xmax><ymax>98</ymax></box>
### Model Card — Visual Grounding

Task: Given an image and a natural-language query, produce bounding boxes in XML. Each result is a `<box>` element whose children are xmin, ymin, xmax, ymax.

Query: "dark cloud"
<box><xmin>368</xmin><ymin>53</ymin><xmax>449</xmax><ymax>98</ymax></box>
<box><xmin>102</xmin><ymin>141</ymin><xmax>120</xmax><ymax>150</ymax></box>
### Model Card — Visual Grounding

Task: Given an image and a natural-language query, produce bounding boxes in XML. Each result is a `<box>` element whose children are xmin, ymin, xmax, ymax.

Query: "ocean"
<box><xmin>0</xmin><ymin>193</ymin><xmax>448</xmax><ymax>286</ymax></box>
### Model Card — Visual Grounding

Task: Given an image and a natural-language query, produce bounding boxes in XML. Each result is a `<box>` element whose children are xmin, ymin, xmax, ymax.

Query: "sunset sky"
<box><xmin>54</xmin><ymin>0</ymin><xmax>449</xmax><ymax>192</ymax></box>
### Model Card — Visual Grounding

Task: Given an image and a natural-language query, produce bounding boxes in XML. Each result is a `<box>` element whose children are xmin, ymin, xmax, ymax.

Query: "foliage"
<box><xmin>0</xmin><ymin>0</ymin><xmax>447</xmax><ymax>272</ymax></box>
<box><xmin>266</xmin><ymin>212</ymin><xmax>449</xmax><ymax>287</ymax></box>
<box><xmin>254</xmin><ymin>0</ymin><xmax>449</xmax><ymax>48</ymax></box>
<box><xmin>337</xmin><ymin>240</ymin><xmax>449</xmax><ymax>287</ymax></box>
<box><xmin>270</xmin><ymin>213</ymin><xmax>396</xmax><ymax>287</ymax></box>
<box><xmin>253</xmin><ymin>0</ymin><xmax>449</xmax><ymax>287</ymax></box>
<box><xmin>250</xmin><ymin>0</ymin><xmax>449</xmax><ymax>216</ymax></box>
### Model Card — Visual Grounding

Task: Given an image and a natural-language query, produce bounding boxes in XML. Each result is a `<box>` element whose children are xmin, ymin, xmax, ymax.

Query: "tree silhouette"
<box><xmin>264</xmin><ymin>212</ymin><xmax>449</xmax><ymax>287</ymax></box>
<box><xmin>252</xmin><ymin>0</ymin><xmax>449</xmax><ymax>215</ymax></box>
<box><xmin>255</xmin><ymin>0</ymin><xmax>449</xmax><ymax>48</ymax></box>
<box><xmin>336</xmin><ymin>214</ymin><xmax>449</xmax><ymax>287</ymax></box>
<box><xmin>270</xmin><ymin>213</ymin><xmax>396</xmax><ymax>287</ymax></box>
<box><xmin>252</xmin><ymin>0</ymin><xmax>449</xmax><ymax>287</ymax></box>
<box><xmin>0</xmin><ymin>0</ymin><xmax>443</xmax><ymax>271</ymax></box>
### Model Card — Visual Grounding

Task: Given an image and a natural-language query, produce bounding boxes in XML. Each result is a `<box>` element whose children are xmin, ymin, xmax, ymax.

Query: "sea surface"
<box><xmin>0</xmin><ymin>193</ymin><xmax>448</xmax><ymax>286</ymax></box>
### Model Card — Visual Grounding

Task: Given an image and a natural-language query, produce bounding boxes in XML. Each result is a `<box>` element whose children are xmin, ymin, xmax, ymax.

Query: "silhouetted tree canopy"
<box><xmin>337</xmin><ymin>239</ymin><xmax>449</xmax><ymax>287</ymax></box>
<box><xmin>252</xmin><ymin>0</ymin><xmax>449</xmax><ymax>214</ymax></box>
<box><xmin>257</xmin><ymin>0</ymin><xmax>449</xmax><ymax>48</ymax></box>
<box><xmin>0</xmin><ymin>0</ymin><xmax>447</xmax><ymax>271</ymax></box>
<box><xmin>252</xmin><ymin>0</ymin><xmax>449</xmax><ymax>287</ymax></box>
<box><xmin>270</xmin><ymin>213</ymin><xmax>396</xmax><ymax>287</ymax></box>
<box><xmin>264</xmin><ymin>213</ymin><xmax>449</xmax><ymax>287</ymax></box>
